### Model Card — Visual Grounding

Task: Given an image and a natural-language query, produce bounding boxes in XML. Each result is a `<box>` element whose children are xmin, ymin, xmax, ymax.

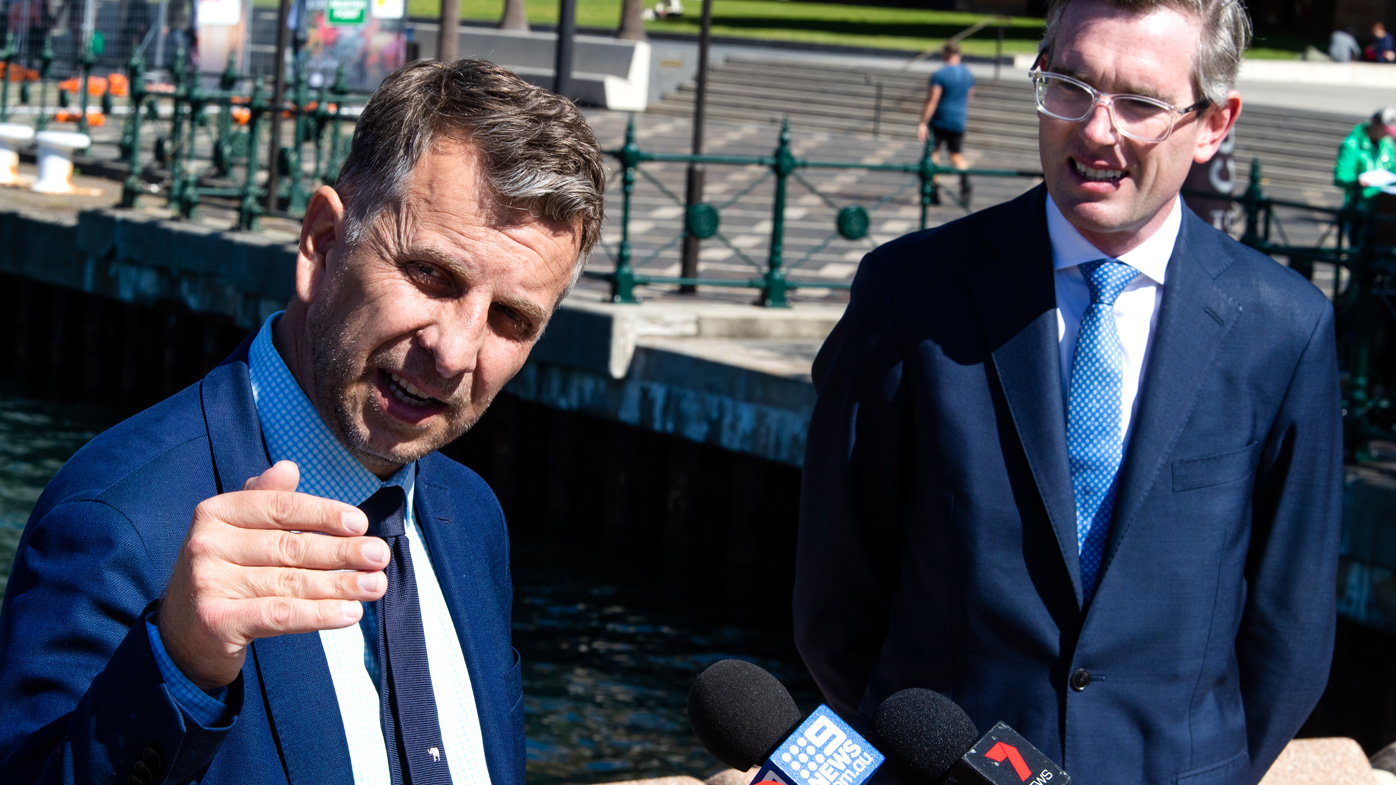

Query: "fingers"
<box><xmin>158</xmin><ymin>481</ymin><xmax>384</xmax><ymax>689</ymax></box>
<box><xmin>191</xmin><ymin>528</ymin><xmax>390</xmax><ymax>572</ymax></box>
<box><xmin>195</xmin><ymin>488</ymin><xmax>369</xmax><ymax>536</ymax></box>
<box><xmin>198</xmin><ymin>596</ymin><xmax>367</xmax><ymax>642</ymax></box>
<box><xmin>243</xmin><ymin>460</ymin><xmax>301</xmax><ymax>492</ymax></box>
<box><xmin>239</xmin><ymin>564</ymin><xmax>386</xmax><ymax>603</ymax></box>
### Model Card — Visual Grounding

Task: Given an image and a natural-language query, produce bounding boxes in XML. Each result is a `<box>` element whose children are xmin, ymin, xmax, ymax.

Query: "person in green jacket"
<box><xmin>1335</xmin><ymin>106</ymin><xmax>1396</xmax><ymax>210</ymax></box>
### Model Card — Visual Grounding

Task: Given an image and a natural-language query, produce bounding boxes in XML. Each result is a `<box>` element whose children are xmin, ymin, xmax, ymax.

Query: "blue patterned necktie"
<box><xmin>360</xmin><ymin>486</ymin><xmax>452</xmax><ymax>785</ymax></box>
<box><xmin>1068</xmin><ymin>260</ymin><xmax>1139</xmax><ymax>602</ymax></box>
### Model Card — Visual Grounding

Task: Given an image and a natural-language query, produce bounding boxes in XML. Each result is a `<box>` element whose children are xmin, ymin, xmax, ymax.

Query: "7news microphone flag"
<box><xmin>872</xmin><ymin>688</ymin><xmax>1070</xmax><ymax>785</ymax></box>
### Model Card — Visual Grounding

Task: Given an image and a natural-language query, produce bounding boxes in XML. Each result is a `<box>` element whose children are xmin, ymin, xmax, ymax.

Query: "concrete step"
<box><xmin>650</xmin><ymin>54</ymin><xmax>1351</xmax><ymax>202</ymax></box>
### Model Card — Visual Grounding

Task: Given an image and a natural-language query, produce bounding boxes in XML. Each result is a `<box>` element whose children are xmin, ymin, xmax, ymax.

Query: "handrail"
<box><xmin>899</xmin><ymin>15</ymin><xmax>1013</xmax><ymax>74</ymax></box>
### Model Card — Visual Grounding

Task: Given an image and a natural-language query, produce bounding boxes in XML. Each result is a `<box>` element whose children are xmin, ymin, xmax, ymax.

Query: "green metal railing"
<box><xmin>1</xmin><ymin>36</ymin><xmax>368</xmax><ymax>231</ymax></box>
<box><xmin>593</xmin><ymin>115</ymin><xmax>1042</xmax><ymax>307</ymax></box>
<box><xmin>3</xmin><ymin>38</ymin><xmax>1394</xmax><ymax>453</ymax></box>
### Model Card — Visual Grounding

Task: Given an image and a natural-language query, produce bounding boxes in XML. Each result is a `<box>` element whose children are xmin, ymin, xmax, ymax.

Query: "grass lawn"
<box><xmin>270</xmin><ymin>0</ymin><xmax>1310</xmax><ymax>59</ymax></box>
<box><xmin>411</xmin><ymin>0</ymin><xmax>1048</xmax><ymax>56</ymax></box>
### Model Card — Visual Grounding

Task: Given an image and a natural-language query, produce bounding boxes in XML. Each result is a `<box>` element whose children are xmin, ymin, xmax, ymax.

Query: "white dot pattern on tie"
<box><xmin>1068</xmin><ymin>259</ymin><xmax>1139</xmax><ymax>602</ymax></box>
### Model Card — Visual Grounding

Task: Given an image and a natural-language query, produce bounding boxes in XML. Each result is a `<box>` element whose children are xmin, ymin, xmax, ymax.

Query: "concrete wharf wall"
<box><xmin>3</xmin><ymin>204</ymin><xmax>1396</xmax><ymax>749</ymax></box>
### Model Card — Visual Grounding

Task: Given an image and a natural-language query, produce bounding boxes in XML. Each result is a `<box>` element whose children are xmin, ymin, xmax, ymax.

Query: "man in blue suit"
<box><xmin>795</xmin><ymin>1</ymin><xmax>1342</xmax><ymax>783</ymax></box>
<box><xmin>0</xmin><ymin>58</ymin><xmax>605</xmax><ymax>784</ymax></box>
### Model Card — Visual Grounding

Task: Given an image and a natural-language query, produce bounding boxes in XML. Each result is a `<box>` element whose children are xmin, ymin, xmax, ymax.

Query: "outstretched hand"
<box><xmin>157</xmin><ymin>461</ymin><xmax>390</xmax><ymax>690</ymax></box>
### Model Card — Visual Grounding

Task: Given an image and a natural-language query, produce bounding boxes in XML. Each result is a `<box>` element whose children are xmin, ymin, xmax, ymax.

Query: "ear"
<box><xmin>1193</xmin><ymin>90</ymin><xmax>1241</xmax><ymax>164</ymax></box>
<box><xmin>295</xmin><ymin>185</ymin><xmax>347</xmax><ymax>305</ymax></box>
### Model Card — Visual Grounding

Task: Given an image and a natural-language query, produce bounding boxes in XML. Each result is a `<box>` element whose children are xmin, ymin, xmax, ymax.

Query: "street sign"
<box><xmin>327</xmin><ymin>0</ymin><xmax>367</xmax><ymax>26</ymax></box>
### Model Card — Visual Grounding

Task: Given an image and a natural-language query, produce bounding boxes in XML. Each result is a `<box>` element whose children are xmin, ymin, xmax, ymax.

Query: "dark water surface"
<box><xmin>0</xmin><ymin>385</ymin><xmax>813</xmax><ymax>784</ymax></box>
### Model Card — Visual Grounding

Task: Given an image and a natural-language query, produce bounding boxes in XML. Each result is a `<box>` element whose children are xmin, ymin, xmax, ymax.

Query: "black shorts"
<box><xmin>932</xmin><ymin>127</ymin><xmax>965</xmax><ymax>154</ymax></box>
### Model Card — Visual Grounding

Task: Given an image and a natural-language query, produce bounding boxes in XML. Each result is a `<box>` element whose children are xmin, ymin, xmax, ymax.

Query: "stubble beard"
<box><xmin>304</xmin><ymin>306</ymin><xmax>484</xmax><ymax>473</ymax></box>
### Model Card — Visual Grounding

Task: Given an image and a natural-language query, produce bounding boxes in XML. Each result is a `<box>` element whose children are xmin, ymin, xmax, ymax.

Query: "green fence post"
<box><xmin>760</xmin><ymin>118</ymin><xmax>795</xmax><ymax>307</ymax></box>
<box><xmin>34</xmin><ymin>34</ymin><xmax>52</xmax><ymax>132</ymax></box>
<box><xmin>211</xmin><ymin>53</ymin><xmax>237</xmax><ymax>176</ymax></box>
<box><xmin>77</xmin><ymin>34</ymin><xmax>94</xmax><ymax>135</ymax></box>
<box><xmin>1</xmin><ymin>34</ymin><xmax>14</xmax><ymax>123</ymax></box>
<box><xmin>286</xmin><ymin>66</ymin><xmax>309</xmax><ymax>214</ymax></box>
<box><xmin>310</xmin><ymin>80</ymin><xmax>329</xmax><ymax>184</ymax></box>
<box><xmin>919</xmin><ymin>134</ymin><xmax>937</xmax><ymax>230</ymax></box>
<box><xmin>323</xmin><ymin>64</ymin><xmax>349</xmax><ymax>185</ymax></box>
<box><xmin>166</xmin><ymin>46</ymin><xmax>185</xmax><ymax>213</ymax></box>
<box><xmin>120</xmin><ymin>52</ymin><xmax>146</xmax><ymax>208</ymax></box>
<box><xmin>1348</xmin><ymin>207</ymin><xmax>1375</xmax><ymax>435</ymax></box>
<box><xmin>611</xmin><ymin>115</ymin><xmax>640</xmax><ymax>304</ymax></box>
<box><xmin>1239</xmin><ymin>158</ymin><xmax>1263</xmax><ymax>249</ymax></box>
<box><xmin>238</xmin><ymin>77</ymin><xmax>266</xmax><ymax>231</ymax></box>
<box><xmin>181</xmin><ymin>58</ymin><xmax>203</xmax><ymax>220</ymax></box>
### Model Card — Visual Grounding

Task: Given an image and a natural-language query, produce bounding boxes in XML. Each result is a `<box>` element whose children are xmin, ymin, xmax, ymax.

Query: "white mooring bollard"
<box><xmin>0</xmin><ymin>123</ymin><xmax>35</xmax><ymax>186</ymax></box>
<box><xmin>31</xmin><ymin>130</ymin><xmax>94</xmax><ymax>195</ymax></box>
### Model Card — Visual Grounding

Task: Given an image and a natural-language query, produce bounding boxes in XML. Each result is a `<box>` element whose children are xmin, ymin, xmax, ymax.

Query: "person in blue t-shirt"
<box><xmin>917</xmin><ymin>41</ymin><xmax>976</xmax><ymax>171</ymax></box>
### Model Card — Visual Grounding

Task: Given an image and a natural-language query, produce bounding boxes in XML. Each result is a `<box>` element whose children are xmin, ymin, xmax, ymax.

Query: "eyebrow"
<box><xmin>412</xmin><ymin>245</ymin><xmax>551</xmax><ymax>328</ymax></box>
<box><xmin>1050</xmin><ymin>65</ymin><xmax>1174</xmax><ymax>104</ymax></box>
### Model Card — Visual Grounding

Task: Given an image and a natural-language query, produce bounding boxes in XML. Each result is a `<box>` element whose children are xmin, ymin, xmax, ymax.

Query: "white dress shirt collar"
<box><xmin>1045</xmin><ymin>193</ymin><xmax>1181</xmax><ymax>284</ymax></box>
<box><xmin>246</xmin><ymin>312</ymin><xmax>414</xmax><ymax>507</ymax></box>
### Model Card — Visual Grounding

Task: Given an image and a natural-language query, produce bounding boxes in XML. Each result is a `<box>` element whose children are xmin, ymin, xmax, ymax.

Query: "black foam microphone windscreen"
<box><xmin>872</xmin><ymin>688</ymin><xmax>981</xmax><ymax>783</ymax></box>
<box><xmin>687</xmin><ymin>659</ymin><xmax>805</xmax><ymax>771</ymax></box>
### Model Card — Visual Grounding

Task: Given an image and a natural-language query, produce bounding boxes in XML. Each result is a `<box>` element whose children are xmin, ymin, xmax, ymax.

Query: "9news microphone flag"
<box><xmin>751</xmin><ymin>706</ymin><xmax>884</xmax><ymax>785</ymax></box>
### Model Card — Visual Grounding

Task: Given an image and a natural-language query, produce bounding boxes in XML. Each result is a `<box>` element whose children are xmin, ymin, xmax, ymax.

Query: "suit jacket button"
<box><xmin>142</xmin><ymin>747</ymin><xmax>162</xmax><ymax>772</ymax></box>
<box><xmin>1070</xmin><ymin>668</ymin><xmax>1092</xmax><ymax>691</ymax></box>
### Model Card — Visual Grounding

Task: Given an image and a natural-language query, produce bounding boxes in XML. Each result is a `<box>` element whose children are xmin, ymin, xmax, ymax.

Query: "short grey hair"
<box><xmin>1039</xmin><ymin>0</ymin><xmax>1252</xmax><ymax>107</ymax></box>
<box><xmin>333</xmin><ymin>58</ymin><xmax>606</xmax><ymax>280</ymax></box>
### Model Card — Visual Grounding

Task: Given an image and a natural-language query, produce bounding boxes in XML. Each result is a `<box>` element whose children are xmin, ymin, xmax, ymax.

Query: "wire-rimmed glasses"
<box><xmin>1030</xmin><ymin>69</ymin><xmax>1211</xmax><ymax>143</ymax></box>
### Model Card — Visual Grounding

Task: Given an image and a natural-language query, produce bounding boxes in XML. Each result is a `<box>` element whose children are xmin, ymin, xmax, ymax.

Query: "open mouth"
<box><xmin>1074</xmin><ymin>159</ymin><xmax>1127</xmax><ymax>182</ymax></box>
<box><xmin>383</xmin><ymin>370</ymin><xmax>438</xmax><ymax>408</ymax></box>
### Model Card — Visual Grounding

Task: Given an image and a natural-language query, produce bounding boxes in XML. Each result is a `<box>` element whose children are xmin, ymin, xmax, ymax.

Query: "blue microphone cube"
<box><xmin>751</xmin><ymin>706</ymin><xmax>884</xmax><ymax>785</ymax></box>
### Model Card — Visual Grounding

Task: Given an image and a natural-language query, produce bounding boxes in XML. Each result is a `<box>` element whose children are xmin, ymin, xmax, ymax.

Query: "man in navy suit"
<box><xmin>795</xmin><ymin>1</ymin><xmax>1342</xmax><ymax>783</ymax></box>
<box><xmin>0</xmin><ymin>58</ymin><xmax>605</xmax><ymax>784</ymax></box>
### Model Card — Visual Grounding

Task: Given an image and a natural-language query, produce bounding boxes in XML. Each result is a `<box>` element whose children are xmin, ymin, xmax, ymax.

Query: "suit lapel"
<box><xmin>968</xmin><ymin>186</ymin><xmax>1084</xmax><ymax>602</ymax></box>
<box><xmin>200</xmin><ymin>339</ymin><xmax>356</xmax><ymax>785</ymax></box>
<box><xmin>249</xmin><ymin>635</ymin><xmax>356</xmax><ymax>784</ymax></box>
<box><xmin>1100</xmin><ymin>212</ymin><xmax>1241</xmax><ymax>581</ymax></box>
<box><xmin>414</xmin><ymin>459</ymin><xmax>515</xmax><ymax>785</ymax></box>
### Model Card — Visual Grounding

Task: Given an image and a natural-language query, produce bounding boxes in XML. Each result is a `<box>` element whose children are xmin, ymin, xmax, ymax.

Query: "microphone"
<box><xmin>687</xmin><ymin>659</ymin><xmax>885</xmax><ymax>785</ymax></box>
<box><xmin>872</xmin><ymin>689</ymin><xmax>1070</xmax><ymax>785</ymax></box>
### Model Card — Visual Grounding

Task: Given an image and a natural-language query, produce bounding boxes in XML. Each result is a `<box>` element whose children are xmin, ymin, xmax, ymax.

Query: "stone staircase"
<box><xmin>648</xmin><ymin>54</ymin><xmax>1358</xmax><ymax>206</ymax></box>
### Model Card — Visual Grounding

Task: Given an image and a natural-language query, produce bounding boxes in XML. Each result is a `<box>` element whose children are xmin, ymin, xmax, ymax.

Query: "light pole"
<box><xmin>554</xmin><ymin>0</ymin><xmax>577</xmax><ymax>99</ymax></box>
<box><xmin>678</xmin><ymin>0</ymin><xmax>713</xmax><ymax>293</ymax></box>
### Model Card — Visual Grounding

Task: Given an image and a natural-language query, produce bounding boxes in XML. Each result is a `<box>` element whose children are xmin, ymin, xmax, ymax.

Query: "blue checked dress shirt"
<box><xmin>147</xmin><ymin>314</ymin><xmax>493</xmax><ymax>785</ymax></box>
<box><xmin>1067</xmin><ymin>261</ymin><xmax>1139</xmax><ymax>601</ymax></box>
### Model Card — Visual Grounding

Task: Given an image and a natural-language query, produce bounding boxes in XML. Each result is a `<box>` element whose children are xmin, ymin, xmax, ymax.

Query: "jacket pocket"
<box><xmin>506</xmin><ymin>646</ymin><xmax>523</xmax><ymax>713</ymax></box>
<box><xmin>1175</xmin><ymin>748</ymin><xmax>1248</xmax><ymax>784</ymax></box>
<box><xmin>1172</xmin><ymin>442</ymin><xmax>1260</xmax><ymax>492</ymax></box>
<box><xmin>507</xmin><ymin>648</ymin><xmax>525</xmax><ymax>785</ymax></box>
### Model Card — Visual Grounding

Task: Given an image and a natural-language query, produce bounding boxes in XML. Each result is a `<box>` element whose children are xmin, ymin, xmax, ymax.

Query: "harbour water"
<box><xmin>0</xmin><ymin>384</ymin><xmax>814</xmax><ymax>784</ymax></box>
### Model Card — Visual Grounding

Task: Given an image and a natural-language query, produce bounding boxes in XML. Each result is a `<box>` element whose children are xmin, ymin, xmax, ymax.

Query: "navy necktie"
<box><xmin>1067</xmin><ymin>260</ymin><xmax>1139</xmax><ymax>602</ymax></box>
<box><xmin>360</xmin><ymin>486</ymin><xmax>452</xmax><ymax>785</ymax></box>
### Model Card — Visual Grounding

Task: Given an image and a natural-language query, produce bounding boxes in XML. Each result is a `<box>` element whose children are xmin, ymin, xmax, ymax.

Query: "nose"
<box><xmin>1079</xmin><ymin>99</ymin><xmax>1120</xmax><ymax>145</ymax></box>
<box><xmin>416</xmin><ymin>299</ymin><xmax>488</xmax><ymax>380</ymax></box>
